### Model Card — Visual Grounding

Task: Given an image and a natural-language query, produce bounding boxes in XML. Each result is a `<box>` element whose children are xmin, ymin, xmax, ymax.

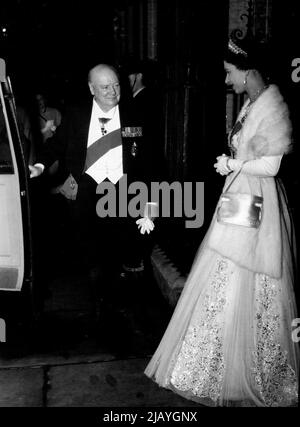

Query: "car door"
<box><xmin>0</xmin><ymin>58</ymin><xmax>33</xmax><ymax>293</ymax></box>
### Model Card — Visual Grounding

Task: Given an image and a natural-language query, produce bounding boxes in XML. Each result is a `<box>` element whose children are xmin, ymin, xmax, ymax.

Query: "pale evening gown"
<box><xmin>145</xmin><ymin>89</ymin><xmax>299</xmax><ymax>407</ymax></box>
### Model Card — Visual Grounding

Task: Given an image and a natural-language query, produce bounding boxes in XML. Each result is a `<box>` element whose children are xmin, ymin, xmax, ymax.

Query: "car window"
<box><xmin>0</xmin><ymin>108</ymin><xmax>14</xmax><ymax>174</ymax></box>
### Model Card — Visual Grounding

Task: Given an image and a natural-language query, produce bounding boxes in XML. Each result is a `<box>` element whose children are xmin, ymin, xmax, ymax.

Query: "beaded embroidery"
<box><xmin>252</xmin><ymin>274</ymin><xmax>298</xmax><ymax>406</ymax></box>
<box><xmin>168</xmin><ymin>259</ymin><xmax>229</xmax><ymax>402</ymax></box>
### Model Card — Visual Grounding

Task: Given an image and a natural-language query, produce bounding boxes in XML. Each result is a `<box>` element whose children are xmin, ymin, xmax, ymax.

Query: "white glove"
<box><xmin>29</xmin><ymin>164</ymin><xmax>44</xmax><ymax>178</ymax></box>
<box><xmin>231</xmin><ymin>156</ymin><xmax>282</xmax><ymax>176</ymax></box>
<box><xmin>214</xmin><ymin>154</ymin><xmax>231</xmax><ymax>176</ymax></box>
<box><xmin>136</xmin><ymin>217</ymin><xmax>154</xmax><ymax>234</ymax></box>
<box><xmin>214</xmin><ymin>156</ymin><xmax>281</xmax><ymax>177</ymax></box>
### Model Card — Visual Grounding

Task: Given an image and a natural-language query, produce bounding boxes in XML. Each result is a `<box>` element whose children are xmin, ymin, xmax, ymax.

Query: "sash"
<box><xmin>85</xmin><ymin>129</ymin><xmax>122</xmax><ymax>171</ymax></box>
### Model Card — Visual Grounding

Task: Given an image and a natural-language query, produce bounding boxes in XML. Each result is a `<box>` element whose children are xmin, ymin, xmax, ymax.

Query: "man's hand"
<box><xmin>29</xmin><ymin>164</ymin><xmax>44</xmax><ymax>178</ymax></box>
<box><xmin>41</xmin><ymin>120</ymin><xmax>56</xmax><ymax>133</ymax></box>
<box><xmin>136</xmin><ymin>217</ymin><xmax>154</xmax><ymax>234</ymax></box>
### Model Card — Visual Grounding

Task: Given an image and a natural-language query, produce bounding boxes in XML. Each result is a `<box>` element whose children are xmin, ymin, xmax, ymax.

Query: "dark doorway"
<box><xmin>157</xmin><ymin>0</ymin><xmax>229</xmax><ymax>185</ymax></box>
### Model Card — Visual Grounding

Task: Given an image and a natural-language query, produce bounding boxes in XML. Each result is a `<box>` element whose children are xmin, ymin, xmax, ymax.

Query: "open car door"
<box><xmin>0</xmin><ymin>58</ymin><xmax>33</xmax><ymax>293</ymax></box>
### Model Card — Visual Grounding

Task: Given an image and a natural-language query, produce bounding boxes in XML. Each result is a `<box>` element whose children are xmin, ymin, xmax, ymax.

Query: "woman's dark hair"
<box><xmin>224</xmin><ymin>36</ymin><xmax>273</xmax><ymax>81</ymax></box>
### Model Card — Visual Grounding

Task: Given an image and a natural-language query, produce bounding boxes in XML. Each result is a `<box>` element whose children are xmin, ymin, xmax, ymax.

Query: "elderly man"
<box><xmin>29</xmin><ymin>64</ymin><xmax>156</xmax><ymax>316</ymax></box>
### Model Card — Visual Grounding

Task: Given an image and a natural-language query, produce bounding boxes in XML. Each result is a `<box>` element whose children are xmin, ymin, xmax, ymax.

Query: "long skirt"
<box><xmin>145</xmin><ymin>184</ymin><xmax>299</xmax><ymax>407</ymax></box>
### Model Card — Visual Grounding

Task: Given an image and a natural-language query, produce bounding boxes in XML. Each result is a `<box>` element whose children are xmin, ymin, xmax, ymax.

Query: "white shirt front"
<box><xmin>85</xmin><ymin>100</ymin><xmax>123</xmax><ymax>184</ymax></box>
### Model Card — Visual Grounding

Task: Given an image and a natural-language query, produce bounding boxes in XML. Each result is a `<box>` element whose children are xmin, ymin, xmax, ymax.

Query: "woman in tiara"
<box><xmin>144</xmin><ymin>37</ymin><xmax>299</xmax><ymax>407</ymax></box>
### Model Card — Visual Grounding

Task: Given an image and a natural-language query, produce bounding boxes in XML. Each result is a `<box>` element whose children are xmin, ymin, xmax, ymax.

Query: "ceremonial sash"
<box><xmin>85</xmin><ymin>129</ymin><xmax>122</xmax><ymax>171</ymax></box>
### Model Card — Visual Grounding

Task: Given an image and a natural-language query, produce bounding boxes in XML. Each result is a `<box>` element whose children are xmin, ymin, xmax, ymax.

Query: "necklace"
<box><xmin>249</xmin><ymin>84</ymin><xmax>269</xmax><ymax>104</ymax></box>
<box><xmin>239</xmin><ymin>84</ymin><xmax>269</xmax><ymax>124</ymax></box>
<box><xmin>228</xmin><ymin>84</ymin><xmax>269</xmax><ymax>153</ymax></box>
<box><xmin>228</xmin><ymin>84</ymin><xmax>269</xmax><ymax>155</ymax></box>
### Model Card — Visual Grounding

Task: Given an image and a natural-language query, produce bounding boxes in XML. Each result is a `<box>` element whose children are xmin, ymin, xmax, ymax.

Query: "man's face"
<box><xmin>36</xmin><ymin>94</ymin><xmax>46</xmax><ymax>112</ymax></box>
<box><xmin>88</xmin><ymin>67</ymin><xmax>120</xmax><ymax>112</ymax></box>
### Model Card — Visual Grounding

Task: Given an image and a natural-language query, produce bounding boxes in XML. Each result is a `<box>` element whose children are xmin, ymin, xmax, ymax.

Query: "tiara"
<box><xmin>228</xmin><ymin>39</ymin><xmax>248</xmax><ymax>57</ymax></box>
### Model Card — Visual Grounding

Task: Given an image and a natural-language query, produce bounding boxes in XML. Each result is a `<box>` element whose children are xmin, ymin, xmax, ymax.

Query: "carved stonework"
<box><xmin>228</xmin><ymin>0</ymin><xmax>251</xmax><ymax>39</ymax></box>
<box><xmin>228</xmin><ymin>0</ymin><xmax>273</xmax><ymax>41</ymax></box>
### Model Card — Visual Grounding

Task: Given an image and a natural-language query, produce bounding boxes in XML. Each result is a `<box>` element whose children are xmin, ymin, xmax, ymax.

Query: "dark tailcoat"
<box><xmin>37</xmin><ymin>99</ymin><xmax>154</xmax><ymax>186</ymax></box>
<box><xmin>36</xmin><ymin>98</ymin><xmax>156</xmax><ymax>274</ymax></box>
<box><xmin>130</xmin><ymin>87</ymin><xmax>166</xmax><ymax>182</ymax></box>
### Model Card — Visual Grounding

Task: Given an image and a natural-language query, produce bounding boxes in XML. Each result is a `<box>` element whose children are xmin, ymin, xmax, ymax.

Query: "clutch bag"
<box><xmin>217</xmin><ymin>192</ymin><xmax>263</xmax><ymax>228</ymax></box>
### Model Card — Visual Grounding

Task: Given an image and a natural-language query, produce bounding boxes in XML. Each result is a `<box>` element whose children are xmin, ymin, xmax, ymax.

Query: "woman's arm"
<box><xmin>228</xmin><ymin>155</ymin><xmax>282</xmax><ymax>177</ymax></box>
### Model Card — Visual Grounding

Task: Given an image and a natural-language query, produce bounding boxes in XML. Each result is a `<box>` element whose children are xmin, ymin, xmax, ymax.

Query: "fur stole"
<box><xmin>236</xmin><ymin>85</ymin><xmax>292</xmax><ymax>160</ymax></box>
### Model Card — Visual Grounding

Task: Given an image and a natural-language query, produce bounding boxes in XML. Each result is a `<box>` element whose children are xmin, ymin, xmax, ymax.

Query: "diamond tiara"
<box><xmin>228</xmin><ymin>39</ymin><xmax>248</xmax><ymax>57</ymax></box>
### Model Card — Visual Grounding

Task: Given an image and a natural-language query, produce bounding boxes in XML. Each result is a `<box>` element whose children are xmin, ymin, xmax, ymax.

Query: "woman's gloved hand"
<box><xmin>214</xmin><ymin>155</ymin><xmax>244</xmax><ymax>175</ymax></box>
<box><xmin>214</xmin><ymin>154</ymin><xmax>232</xmax><ymax>176</ymax></box>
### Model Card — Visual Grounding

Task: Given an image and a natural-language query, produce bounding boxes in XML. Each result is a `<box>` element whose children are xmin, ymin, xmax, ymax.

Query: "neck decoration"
<box><xmin>249</xmin><ymin>84</ymin><xmax>269</xmax><ymax>103</ymax></box>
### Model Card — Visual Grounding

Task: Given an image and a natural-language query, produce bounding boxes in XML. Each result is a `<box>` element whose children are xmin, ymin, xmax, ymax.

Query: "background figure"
<box><xmin>145</xmin><ymin>37</ymin><xmax>299</xmax><ymax>407</ymax></box>
<box><xmin>35</xmin><ymin>92</ymin><xmax>62</xmax><ymax>143</ymax></box>
<box><xmin>35</xmin><ymin>92</ymin><xmax>62</xmax><ymax>177</ymax></box>
<box><xmin>120</xmin><ymin>58</ymin><xmax>166</xmax><ymax>273</ymax></box>
<box><xmin>124</xmin><ymin>58</ymin><xmax>165</xmax><ymax>176</ymax></box>
<box><xmin>29</xmin><ymin>64</ymin><xmax>157</xmax><ymax>326</ymax></box>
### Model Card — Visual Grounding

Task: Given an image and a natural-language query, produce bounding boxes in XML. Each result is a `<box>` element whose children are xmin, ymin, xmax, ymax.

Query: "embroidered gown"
<box><xmin>144</xmin><ymin>85</ymin><xmax>299</xmax><ymax>407</ymax></box>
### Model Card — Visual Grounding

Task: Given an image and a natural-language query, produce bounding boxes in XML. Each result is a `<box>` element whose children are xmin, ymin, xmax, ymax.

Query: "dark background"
<box><xmin>0</xmin><ymin>0</ymin><xmax>117</xmax><ymax>103</ymax></box>
<box><xmin>1</xmin><ymin>0</ymin><xmax>300</xmax><ymax>274</ymax></box>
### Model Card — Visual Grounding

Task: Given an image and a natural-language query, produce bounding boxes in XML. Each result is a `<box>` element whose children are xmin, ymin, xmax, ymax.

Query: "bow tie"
<box><xmin>98</xmin><ymin>117</ymin><xmax>111</xmax><ymax>135</ymax></box>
